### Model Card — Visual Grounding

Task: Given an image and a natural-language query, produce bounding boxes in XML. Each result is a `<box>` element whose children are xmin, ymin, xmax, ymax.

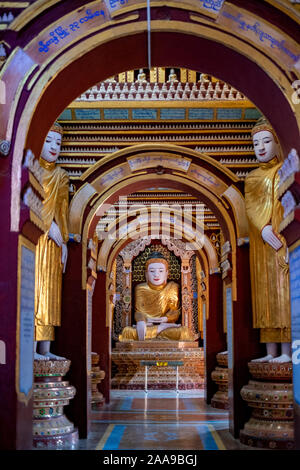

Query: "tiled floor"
<box><xmin>78</xmin><ymin>390</ymin><xmax>253</xmax><ymax>450</ymax></box>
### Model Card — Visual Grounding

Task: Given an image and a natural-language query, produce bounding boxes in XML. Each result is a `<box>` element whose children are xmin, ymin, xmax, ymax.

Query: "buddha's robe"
<box><xmin>119</xmin><ymin>281</ymin><xmax>196</xmax><ymax>341</ymax></box>
<box><xmin>244</xmin><ymin>157</ymin><xmax>291</xmax><ymax>343</ymax></box>
<box><xmin>34</xmin><ymin>159</ymin><xmax>69</xmax><ymax>341</ymax></box>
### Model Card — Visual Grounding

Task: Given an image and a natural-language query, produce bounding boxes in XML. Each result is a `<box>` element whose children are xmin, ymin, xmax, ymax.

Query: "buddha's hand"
<box><xmin>261</xmin><ymin>225</ymin><xmax>283</xmax><ymax>250</ymax></box>
<box><xmin>157</xmin><ymin>316</ymin><xmax>168</xmax><ymax>323</ymax></box>
<box><xmin>23</xmin><ymin>149</ymin><xmax>34</xmax><ymax>168</ymax></box>
<box><xmin>61</xmin><ymin>243</ymin><xmax>68</xmax><ymax>273</ymax></box>
<box><xmin>48</xmin><ymin>220</ymin><xmax>63</xmax><ymax>247</ymax></box>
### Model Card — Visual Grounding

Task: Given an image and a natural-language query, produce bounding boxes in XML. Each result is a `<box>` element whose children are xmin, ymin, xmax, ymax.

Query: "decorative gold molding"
<box><xmin>259</xmin><ymin>0</ymin><xmax>300</xmax><ymax>23</ymax></box>
<box><xmin>0</xmin><ymin>2</ymin><xmax>29</xmax><ymax>7</ymax></box>
<box><xmin>29</xmin><ymin>210</ymin><xmax>45</xmax><ymax>232</ymax></box>
<box><xmin>0</xmin><ymin>46</ymin><xmax>20</xmax><ymax>80</ymax></box>
<box><xmin>29</xmin><ymin>172</ymin><xmax>44</xmax><ymax>197</ymax></box>
<box><xmin>108</xmin><ymin>0</ymin><xmax>224</xmax><ymax>20</ymax></box>
<box><xmin>7</xmin><ymin>62</ymin><xmax>38</xmax><ymax>142</ymax></box>
<box><xmin>26</xmin><ymin>13</ymin><xmax>140</xmax><ymax>91</ymax></box>
<box><xmin>68</xmin><ymin>183</ymin><xmax>97</xmax><ymax>234</ymax></box>
<box><xmin>67</xmin><ymin>99</ymin><xmax>254</xmax><ymax>109</ymax></box>
<box><xmin>69</xmin><ymin>143</ymin><xmax>242</xmax><ymax>239</ymax></box>
<box><xmin>98</xmin><ymin>212</ymin><xmax>218</xmax><ymax>273</ymax></box>
<box><xmin>81</xmin><ymin>173</ymin><xmax>237</xmax><ymax>295</ymax></box>
<box><xmin>79</xmin><ymin>143</ymin><xmax>238</xmax><ymax>182</ymax></box>
<box><xmin>221</xmin><ymin>185</ymin><xmax>249</xmax><ymax>239</ymax></box>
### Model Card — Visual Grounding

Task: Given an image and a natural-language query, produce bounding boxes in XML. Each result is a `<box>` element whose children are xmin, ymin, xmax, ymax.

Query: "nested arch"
<box><xmin>103</xmin><ymin>226</ymin><xmax>213</xmax><ymax>330</ymax></box>
<box><xmin>69</xmin><ymin>143</ymin><xmax>248</xmax><ymax>240</ymax></box>
<box><xmin>76</xmin><ymin>149</ymin><xmax>241</xmax><ymax>296</ymax></box>
<box><xmin>97</xmin><ymin>214</ymin><xmax>219</xmax><ymax>274</ymax></box>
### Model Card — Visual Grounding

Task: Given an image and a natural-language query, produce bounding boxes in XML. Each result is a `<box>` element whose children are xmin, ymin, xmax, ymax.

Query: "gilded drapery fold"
<box><xmin>245</xmin><ymin>158</ymin><xmax>290</xmax><ymax>342</ymax></box>
<box><xmin>134</xmin><ymin>281</ymin><xmax>180</xmax><ymax>323</ymax></box>
<box><xmin>34</xmin><ymin>164</ymin><xmax>69</xmax><ymax>341</ymax></box>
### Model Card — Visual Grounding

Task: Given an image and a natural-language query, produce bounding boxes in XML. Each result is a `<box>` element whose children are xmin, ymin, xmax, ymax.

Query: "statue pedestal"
<box><xmin>91</xmin><ymin>352</ymin><xmax>105</xmax><ymax>410</ymax></box>
<box><xmin>33</xmin><ymin>360</ymin><xmax>78</xmax><ymax>449</ymax></box>
<box><xmin>240</xmin><ymin>361</ymin><xmax>294</xmax><ymax>450</ymax></box>
<box><xmin>211</xmin><ymin>352</ymin><xmax>228</xmax><ymax>410</ymax></box>
<box><xmin>111</xmin><ymin>341</ymin><xmax>204</xmax><ymax>390</ymax></box>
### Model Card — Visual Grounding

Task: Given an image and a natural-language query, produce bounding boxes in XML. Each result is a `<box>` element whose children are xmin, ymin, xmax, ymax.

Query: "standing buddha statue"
<box><xmin>119</xmin><ymin>252</ymin><xmax>197</xmax><ymax>341</ymax></box>
<box><xmin>34</xmin><ymin>122</ymin><xmax>69</xmax><ymax>360</ymax></box>
<box><xmin>245</xmin><ymin>117</ymin><xmax>291</xmax><ymax>363</ymax></box>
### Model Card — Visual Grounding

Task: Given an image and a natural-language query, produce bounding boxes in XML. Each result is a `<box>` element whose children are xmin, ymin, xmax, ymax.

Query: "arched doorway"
<box><xmin>51</xmin><ymin>142</ymin><xmax>257</xmax><ymax>439</ymax></box>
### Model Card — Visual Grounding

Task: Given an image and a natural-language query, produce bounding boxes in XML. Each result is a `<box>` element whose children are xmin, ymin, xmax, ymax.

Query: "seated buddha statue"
<box><xmin>119</xmin><ymin>252</ymin><xmax>197</xmax><ymax>342</ymax></box>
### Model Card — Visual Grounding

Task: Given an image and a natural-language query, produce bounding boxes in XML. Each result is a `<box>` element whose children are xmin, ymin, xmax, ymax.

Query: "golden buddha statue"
<box><xmin>245</xmin><ymin>118</ymin><xmax>291</xmax><ymax>363</ymax></box>
<box><xmin>119</xmin><ymin>252</ymin><xmax>197</xmax><ymax>341</ymax></box>
<box><xmin>34</xmin><ymin>122</ymin><xmax>69</xmax><ymax>360</ymax></box>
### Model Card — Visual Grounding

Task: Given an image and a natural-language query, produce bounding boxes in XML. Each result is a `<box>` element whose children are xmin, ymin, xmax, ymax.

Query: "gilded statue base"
<box><xmin>33</xmin><ymin>359</ymin><xmax>78</xmax><ymax>449</ymax></box>
<box><xmin>240</xmin><ymin>361</ymin><xmax>294</xmax><ymax>450</ymax></box>
<box><xmin>211</xmin><ymin>352</ymin><xmax>229</xmax><ymax>410</ymax></box>
<box><xmin>91</xmin><ymin>353</ymin><xmax>105</xmax><ymax>410</ymax></box>
<box><xmin>111</xmin><ymin>341</ymin><xmax>204</xmax><ymax>390</ymax></box>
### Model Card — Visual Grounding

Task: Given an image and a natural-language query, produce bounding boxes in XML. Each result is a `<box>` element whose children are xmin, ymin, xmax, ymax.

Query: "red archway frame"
<box><xmin>26</xmin><ymin>30</ymin><xmax>299</xmax><ymax>157</ymax></box>
<box><xmin>90</xmin><ymin>217</ymin><xmax>224</xmax><ymax>413</ymax></box>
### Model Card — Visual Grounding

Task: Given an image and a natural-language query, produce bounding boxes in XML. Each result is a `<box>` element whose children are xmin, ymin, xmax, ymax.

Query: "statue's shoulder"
<box><xmin>53</xmin><ymin>165</ymin><xmax>69</xmax><ymax>185</ymax></box>
<box><xmin>245</xmin><ymin>167</ymin><xmax>260</xmax><ymax>180</ymax></box>
<box><xmin>244</xmin><ymin>167</ymin><xmax>263</xmax><ymax>190</ymax></box>
<box><xmin>167</xmin><ymin>281</ymin><xmax>179</xmax><ymax>290</ymax></box>
<box><xmin>56</xmin><ymin>165</ymin><xmax>69</xmax><ymax>177</ymax></box>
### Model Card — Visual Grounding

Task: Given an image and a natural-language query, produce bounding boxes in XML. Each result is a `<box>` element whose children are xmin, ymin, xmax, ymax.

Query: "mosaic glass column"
<box><xmin>91</xmin><ymin>352</ymin><xmax>105</xmax><ymax>410</ymax></box>
<box><xmin>211</xmin><ymin>352</ymin><xmax>229</xmax><ymax>409</ymax></box>
<box><xmin>240</xmin><ymin>362</ymin><xmax>294</xmax><ymax>449</ymax></box>
<box><xmin>33</xmin><ymin>360</ymin><xmax>78</xmax><ymax>449</ymax></box>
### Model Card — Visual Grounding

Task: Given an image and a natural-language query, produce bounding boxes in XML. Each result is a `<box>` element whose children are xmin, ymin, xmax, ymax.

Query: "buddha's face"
<box><xmin>253</xmin><ymin>130</ymin><xmax>279</xmax><ymax>163</ymax></box>
<box><xmin>41</xmin><ymin>130</ymin><xmax>62</xmax><ymax>163</ymax></box>
<box><xmin>146</xmin><ymin>262</ymin><xmax>168</xmax><ymax>286</ymax></box>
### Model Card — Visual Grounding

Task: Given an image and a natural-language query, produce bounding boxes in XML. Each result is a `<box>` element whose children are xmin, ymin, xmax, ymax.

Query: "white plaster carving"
<box><xmin>23</xmin><ymin>150</ymin><xmax>43</xmax><ymax>184</ymax></box>
<box><xmin>0</xmin><ymin>340</ymin><xmax>5</xmax><ymax>364</ymax></box>
<box><xmin>23</xmin><ymin>187</ymin><xmax>43</xmax><ymax>218</ymax></box>
<box><xmin>221</xmin><ymin>240</ymin><xmax>231</xmax><ymax>255</ymax></box>
<box><xmin>281</xmin><ymin>190</ymin><xmax>297</xmax><ymax>218</ymax></box>
<box><xmin>279</xmin><ymin>148</ymin><xmax>300</xmax><ymax>186</ymax></box>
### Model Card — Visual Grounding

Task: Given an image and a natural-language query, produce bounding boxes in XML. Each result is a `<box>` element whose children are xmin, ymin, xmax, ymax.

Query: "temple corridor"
<box><xmin>78</xmin><ymin>391</ymin><xmax>253</xmax><ymax>451</ymax></box>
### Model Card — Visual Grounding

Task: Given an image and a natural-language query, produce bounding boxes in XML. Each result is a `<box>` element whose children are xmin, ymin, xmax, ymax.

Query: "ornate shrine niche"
<box><xmin>111</xmin><ymin>237</ymin><xmax>204</xmax><ymax>341</ymax></box>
